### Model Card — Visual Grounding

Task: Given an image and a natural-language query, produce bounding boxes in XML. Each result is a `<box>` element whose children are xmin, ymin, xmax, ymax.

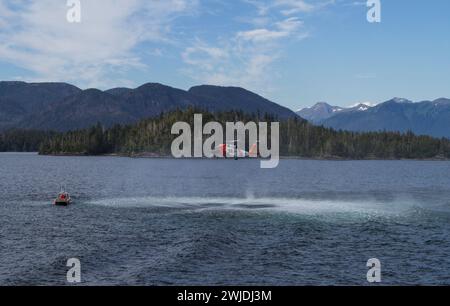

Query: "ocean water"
<box><xmin>1</xmin><ymin>153</ymin><xmax>450</xmax><ymax>285</ymax></box>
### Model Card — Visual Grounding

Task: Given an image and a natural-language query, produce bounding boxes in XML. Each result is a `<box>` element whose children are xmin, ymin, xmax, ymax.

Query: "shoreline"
<box><xmin>5</xmin><ymin>151</ymin><xmax>447</xmax><ymax>161</ymax></box>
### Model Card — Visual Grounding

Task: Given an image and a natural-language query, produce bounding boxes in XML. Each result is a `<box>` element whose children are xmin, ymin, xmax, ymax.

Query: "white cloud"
<box><xmin>0</xmin><ymin>0</ymin><xmax>198</xmax><ymax>88</ymax></box>
<box><xmin>181</xmin><ymin>29</ymin><xmax>286</xmax><ymax>95</ymax></box>
<box><xmin>182</xmin><ymin>42</ymin><xmax>229</xmax><ymax>71</ymax></box>
<box><xmin>274</xmin><ymin>0</ymin><xmax>315</xmax><ymax>15</ymax></box>
<box><xmin>0</xmin><ymin>0</ymin><xmax>334</xmax><ymax>95</ymax></box>
<box><xmin>236</xmin><ymin>17</ymin><xmax>303</xmax><ymax>42</ymax></box>
<box><xmin>237</xmin><ymin>28</ymin><xmax>288</xmax><ymax>43</ymax></box>
<box><xmin>181</xmin><ymin>2</ymin><xmax>313</xmax><ymax>95</ymax></box>
<box><xmin>245</xmin><ymin>0</ymin><xmax>332</xmax><ymax>16</ymax></box>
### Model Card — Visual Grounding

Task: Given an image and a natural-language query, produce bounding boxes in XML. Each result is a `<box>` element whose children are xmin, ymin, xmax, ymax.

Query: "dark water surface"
<box><xmin>1</xmin><ymin>153</ymin><xmax>450</xmax><ymax>285</ymax></box>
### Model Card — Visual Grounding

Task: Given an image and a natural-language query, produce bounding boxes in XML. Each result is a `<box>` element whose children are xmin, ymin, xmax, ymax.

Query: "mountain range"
<box><xmin>0</xmin><ymin>81</ymin><xmax>297</xmax><ymax>132</ymax></box>
<box><xmin>3</xmin><ymin>80</ymin><xmax>450</xmax><ymax>139</ymax></box>
<box><xmin>297</xmin><ymin>98</ymin><xmax>450</xmax><ymax>138</ymax></box>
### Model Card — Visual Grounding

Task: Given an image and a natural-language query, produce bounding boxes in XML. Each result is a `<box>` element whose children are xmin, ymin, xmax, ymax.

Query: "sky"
<box><xmin>0</xmin><ymin>0</ymin><xmax>449</xmax><ymax>111</ymax></box>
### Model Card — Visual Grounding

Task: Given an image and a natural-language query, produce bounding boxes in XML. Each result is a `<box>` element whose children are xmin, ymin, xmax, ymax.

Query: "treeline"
<box><xmin>36</xmin><ymin>108</ymin><xmax>450</xmax><ymax>159</ymax></box>
<box><xmin>38</xmin><ymin>109</ymin><xmax>267</xmax><ymax>156</ymax></box>
<box><xmin>0</xmin><ymin>130</ymin><xmax>55</xmax><ymax>152</ymax></box>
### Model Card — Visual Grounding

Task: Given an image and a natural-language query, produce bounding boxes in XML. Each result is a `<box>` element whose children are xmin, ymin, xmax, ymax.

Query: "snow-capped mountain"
<box><xmin>297</xmin><ymin>98</ymin><xmax>450</xmax><ymax>138</ymax></box>
<box><xmin>297</xmin><ymin>102</ymin><xmax>371</xmax><ymax>124</ymax></box>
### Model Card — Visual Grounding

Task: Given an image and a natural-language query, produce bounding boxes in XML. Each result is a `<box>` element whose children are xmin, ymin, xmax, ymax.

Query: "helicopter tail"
<box><xmin>249</xmin><ymin>143</ymin><xmax>258</xmax><ymax>157</ymax></box>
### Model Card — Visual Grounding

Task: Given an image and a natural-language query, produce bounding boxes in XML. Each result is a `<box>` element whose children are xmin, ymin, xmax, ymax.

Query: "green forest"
<box><xmin>2</xmin><ymin>108</ymin><xmax>450</xmax><ymax>159</ymax></box>
<box><xmin>0</xmin><ymin>130</ymin><xmax>55</xmax><ymax>152</ymax></box>
<box><xmin>35</xmin><ymin>108</ymin><xmax>450</xmax><ymax>159</ymax></box>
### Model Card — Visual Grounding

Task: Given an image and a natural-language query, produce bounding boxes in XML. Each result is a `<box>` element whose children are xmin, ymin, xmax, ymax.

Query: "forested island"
<box><xmin>32</xmin><ymin>109</ymin><xmax>450</xmax><ymax>159</ymax></box>
<box><xmin>0</xmin><ymin>130</ymin><xmax>54</xmax><ymax>152</ymax></box>
<box><xmin>1</xmin><ymin>108</ymin><xmax>450</xmax><ymax>159</ymax></box>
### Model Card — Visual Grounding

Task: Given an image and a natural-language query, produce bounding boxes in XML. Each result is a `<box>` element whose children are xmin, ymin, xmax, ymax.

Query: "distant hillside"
<box><xmin>0</xmin><ymin>81</ymin><xmax>81</xmax><ymax>130</ymax></box>
<box><xmin>298</xmin><ymin>98</ymin><xmax>450</xmax><ymax>138</ymax></box>
<box><xmin>188</xmin><ymin>85</ymin><xmax>295</xmax><ymax>118</ymax></box>
<box><xmin>0</xmin><ymin>81</ymin><xmax>297</xmax><ymax>132</ymax></box>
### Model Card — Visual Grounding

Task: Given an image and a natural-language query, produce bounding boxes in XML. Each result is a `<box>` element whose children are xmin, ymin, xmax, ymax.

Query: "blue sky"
<box><xmin>0</xmin><ymin>0</ymin><xmax>449</xmax><ymax>110</ymax></box>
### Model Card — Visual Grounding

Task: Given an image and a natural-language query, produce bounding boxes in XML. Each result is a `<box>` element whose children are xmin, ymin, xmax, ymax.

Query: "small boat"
<box><xmin>54</xmin><ymin>187</ymin><xmax>72</xmax><ymax>206</ymax></box>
